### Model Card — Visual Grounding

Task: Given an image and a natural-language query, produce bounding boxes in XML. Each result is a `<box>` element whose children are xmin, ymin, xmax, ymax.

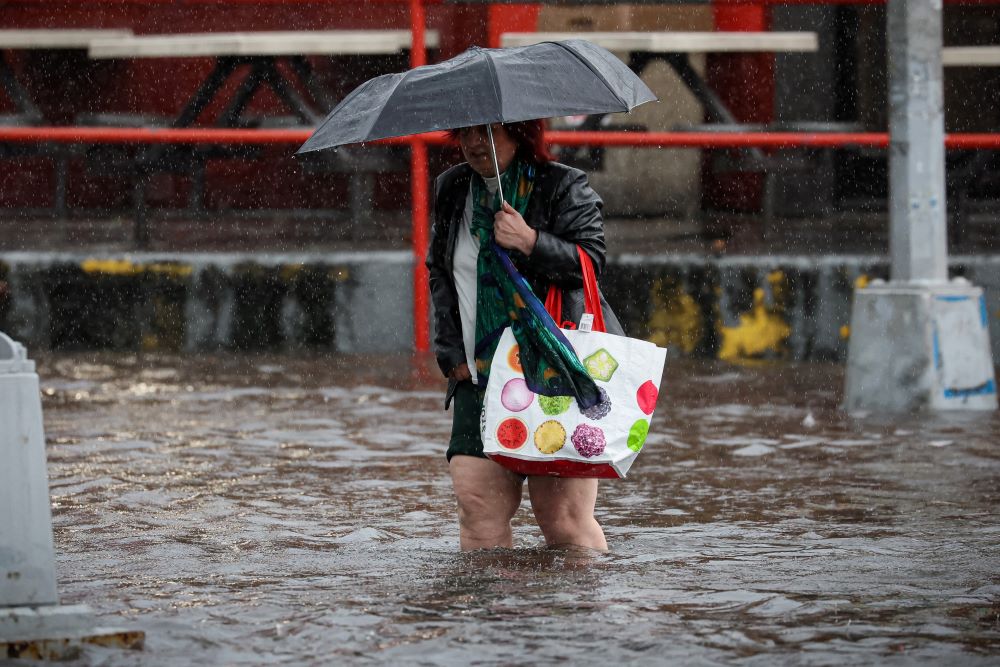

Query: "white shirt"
<box><xmin>452</xmin><ymin>173</ymin><xmax>501</xmax><ymax>383</ymax></box>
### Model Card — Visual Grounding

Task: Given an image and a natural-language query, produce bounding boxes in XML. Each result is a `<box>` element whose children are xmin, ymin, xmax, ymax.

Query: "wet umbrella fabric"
<box><xmin>296</xmin><ymin>39</ymin><xmax>656</xmax><ymax>154</ymax></box>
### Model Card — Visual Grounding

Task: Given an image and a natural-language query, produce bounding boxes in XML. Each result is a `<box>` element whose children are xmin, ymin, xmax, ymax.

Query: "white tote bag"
<box><xmin>481</xmin><ymin>249</ymin><xmax>666</xmax><ymax>478</ymax></box>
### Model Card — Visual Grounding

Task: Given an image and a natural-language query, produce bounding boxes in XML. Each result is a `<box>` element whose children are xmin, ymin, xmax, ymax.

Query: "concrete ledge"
<box><xmin>1</xmin><ymin>605</ymin><xmax>143</xmax><ymax>660</ymax></box>
<box><xmin>0</xmin><ymin>251</ymin><xmax>413</xmax><ymax>355</ymax></box>
<box><xmin>1</xmin><ymin>251</ymin><xmax>998</xmax><ymax>362</ymax></box>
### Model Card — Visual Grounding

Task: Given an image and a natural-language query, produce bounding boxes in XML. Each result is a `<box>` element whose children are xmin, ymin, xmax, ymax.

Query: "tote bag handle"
<box><xmin>544</xmin><ymin>246</ymin><xmax>606</xmax><ymax>333</ymax></box>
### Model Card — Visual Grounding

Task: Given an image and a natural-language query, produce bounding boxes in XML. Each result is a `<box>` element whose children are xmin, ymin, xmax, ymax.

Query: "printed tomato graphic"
<box><xmin>636</xmin><ymin>380</ymin><xmax>658</xmax><ymax>415</ymax></box>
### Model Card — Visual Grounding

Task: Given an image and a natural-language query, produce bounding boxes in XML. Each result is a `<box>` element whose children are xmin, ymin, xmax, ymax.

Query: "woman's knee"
<box><xmin>450</xmin><ymin>458</ymin><xmax>522</xmax><ymax>529</ymax></box>
<box><xmin>528</xmin><ymin>478</ymin><xmax>601</xmax><ymax>539</ymax></box>
<box><xmin>532</xmin><ymin>501</ymin><xmax>595</xmax><ymax>535</ymax></box>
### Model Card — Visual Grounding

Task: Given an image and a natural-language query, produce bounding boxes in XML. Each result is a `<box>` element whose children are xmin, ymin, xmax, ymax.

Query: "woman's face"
<box><xmin>458</xmin><ymin>124</ymin><xmax>517</xmax><ymax>178</ymax></box>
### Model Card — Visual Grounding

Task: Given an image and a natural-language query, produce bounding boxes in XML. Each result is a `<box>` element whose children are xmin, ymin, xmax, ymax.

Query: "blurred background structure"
<box><xmin>0</xmin><ymin>0</ymin><xmax>998</xmax><ymax>366</ymax></box>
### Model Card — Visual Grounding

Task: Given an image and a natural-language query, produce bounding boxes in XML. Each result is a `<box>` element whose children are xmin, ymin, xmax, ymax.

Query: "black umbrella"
<box><xmin>297</xmin><ymin>39</ymin><xmax>656</xmax><ymax>201</ymax></box>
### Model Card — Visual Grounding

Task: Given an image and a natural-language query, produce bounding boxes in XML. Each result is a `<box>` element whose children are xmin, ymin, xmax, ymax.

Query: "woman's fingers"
<box><xmin>494</xmin><ymin>208</ymin><xmax>535</xmax><ymax>255</ymax></box>
<box><xmin>450</xmin><ymin>363</ymin><xmax>471</xmax><ymax>381</ymax></box>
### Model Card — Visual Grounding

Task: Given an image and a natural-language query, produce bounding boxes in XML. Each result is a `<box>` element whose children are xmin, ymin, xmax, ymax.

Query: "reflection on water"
<box><xmin>30</xmin><ymin>354</ymin><xmax>1000</xmax><ymax>665</ymax></box>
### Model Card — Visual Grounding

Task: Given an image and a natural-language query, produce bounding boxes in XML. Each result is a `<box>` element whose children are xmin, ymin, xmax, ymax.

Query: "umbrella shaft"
<box><xmin>487</xmin><ymin>124</ymin><xmax>505</xmax><ymax>204</ymax></box>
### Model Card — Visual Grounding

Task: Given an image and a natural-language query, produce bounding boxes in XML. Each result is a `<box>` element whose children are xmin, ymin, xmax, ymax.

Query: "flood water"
<box><xmin>23</xmin><ymin>353</ymin><xmax>1000</xmax><ymax>665</ymax></box>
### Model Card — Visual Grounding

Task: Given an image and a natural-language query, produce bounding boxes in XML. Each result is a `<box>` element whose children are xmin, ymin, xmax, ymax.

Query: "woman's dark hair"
<box><xmin>449</xmin><ymin>119</ymin><xmax>553</xmax><ymax>164</ymax></box>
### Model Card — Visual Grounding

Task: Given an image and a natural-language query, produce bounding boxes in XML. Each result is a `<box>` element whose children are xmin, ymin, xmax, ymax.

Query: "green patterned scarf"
<box><xmin>469</xmin><ymin>159</ymin><xmax>600</xmax><ymax>409</ymax></box>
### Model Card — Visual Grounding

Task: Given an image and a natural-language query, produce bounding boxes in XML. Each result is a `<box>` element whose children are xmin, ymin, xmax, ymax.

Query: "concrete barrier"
<box><xmin>1</xmin><ymin>251</ymin><xmax>998</xmax><ymax>364</ymax></box>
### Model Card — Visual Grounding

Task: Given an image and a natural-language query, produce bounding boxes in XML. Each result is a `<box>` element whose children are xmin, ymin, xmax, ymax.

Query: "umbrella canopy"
<box><xmin>296</xmin><ymin>39</ymin><xmax>657</xmax><ymax>155</ymax></box>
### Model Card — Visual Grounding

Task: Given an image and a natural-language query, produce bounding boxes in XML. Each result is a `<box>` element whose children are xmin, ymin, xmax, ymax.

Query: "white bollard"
<box><xmin>0</xmin><ymin>332</ymin><xmax>59</xmax><ymax>606</ymax></box>
<box><xmin>845</xmin><ymin>280</ymin><xmax>998</xmax><ymax>412</ymax></box>
<box><xmin>0</xmin><ymin>332</ymin><xmax>143</xmax><ymax>659</ymax></box>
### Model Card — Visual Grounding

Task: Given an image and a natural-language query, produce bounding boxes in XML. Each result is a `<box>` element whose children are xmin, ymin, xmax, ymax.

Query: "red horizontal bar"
<box><xmin>2</xmin><ymin>127</ymin><xmax>1000</xmax><ymax>149</ymax></box>
<box><xmin>545</xmin><ymin>130</ymin><xmax>892</xmax><ymax>148</ymax></box>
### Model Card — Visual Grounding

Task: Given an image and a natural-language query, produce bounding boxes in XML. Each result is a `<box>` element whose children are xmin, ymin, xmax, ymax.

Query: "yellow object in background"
<box><xmin>718</xmin><ymin>279</ymin><xmax>792</xmax><ymax>362</ymax></box>
<box><xmin>646</xmin><ymin>278</ymin><xmax>703</xmax><ymax>354</ymax></box>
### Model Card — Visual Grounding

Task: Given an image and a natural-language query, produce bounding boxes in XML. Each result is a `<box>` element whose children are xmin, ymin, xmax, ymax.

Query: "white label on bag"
<box><xmin>578</xmin><ymin>313</ymin><xmax>594</xmax><ymax>332</ymax></box>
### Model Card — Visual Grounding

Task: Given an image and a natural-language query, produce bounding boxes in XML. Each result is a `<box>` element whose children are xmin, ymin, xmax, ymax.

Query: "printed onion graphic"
<box><xmin>501</xmin><ymin>378</ymin><xmax>534</xmax><ymax>412</ymax></box>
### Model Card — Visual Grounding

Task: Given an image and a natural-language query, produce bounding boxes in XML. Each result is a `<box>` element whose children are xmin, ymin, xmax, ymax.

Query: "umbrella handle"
<box><xmin>486</xmin><ymin>123</ymin><xmax>505</xmax><ymax>204</ymax></box>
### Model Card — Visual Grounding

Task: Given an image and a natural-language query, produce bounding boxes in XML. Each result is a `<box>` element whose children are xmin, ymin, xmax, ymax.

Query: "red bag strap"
<box><xmin>544</xmin><ymin>282</ymin><xmax>563</xmax><ymax>323</ymax></box>
<box><xmin>578</xmin><ymin>246</ymin><xmax>606</xmax><ymax>333</ymax></box>
<box><xmin>543</xmin><ymin>246</ymin><xmax>606</xmax><ymax>333</ymax></box>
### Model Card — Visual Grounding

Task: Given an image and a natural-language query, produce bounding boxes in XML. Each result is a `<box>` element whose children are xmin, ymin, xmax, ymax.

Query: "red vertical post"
<box><xmin>410</xmin><ymin>0</ymin><xmax>430</xmax><ymax>353</ymax></box>
<box><xmin>486</xmin><ymin>3</ymin><xmax>541</xmax><ymax>48</ymax></box>
<box><xmin>707</xmin><ymin>0</ymin><xmax>774</xmax><ymax>213</ymax></box>
<box><xmin>710</xmin><ymin>0</ymin><xmax>773</xmax><ymax>123</ymax></box>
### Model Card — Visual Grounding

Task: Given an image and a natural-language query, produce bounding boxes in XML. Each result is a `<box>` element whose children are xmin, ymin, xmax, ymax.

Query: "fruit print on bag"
<box><xmin>538</xmin><ymin>394</ymin><xmax>572</xmax><ymax>416</ymax></box>
<box><xmin>636</xmin><ymin>380</ymin><xmax>658</xmax><ymax>415</ymax></box>
<box><xmin>534</xmin><ymin>420</ymin><xmax>566</xmax><ymax>454</ymax></box>
<box><xmin>501</xmin><ymin>378</ymin><xmax>534</xmax><ymax>412</ymax></box>
<box><xmin>572</xmin><ymin>424</ymin><xmax>606</xmax><ymax>458</ymax></box>
<box><xmin>583</xmin><ymin>348</ymin><xmax>619</xmax><ymax>382</ymax></box>
<box><xmin>496</xmin><ymin>417</ymin><xmax>528</xmax><ymax>450</ymax></box>
<box><xmin>627</xmin><ymin>419</ymin><xmax>649</xmax><ymax>452</ymax></box>
<box><xmin>581</xmin><ymin>386</ymin><xmax>612</xmax><ymax>420</ymax></box>
<box><xmin>507</xmin><ymin>344</ymin><xmax>522</xmax><ymax>373</ymax></box>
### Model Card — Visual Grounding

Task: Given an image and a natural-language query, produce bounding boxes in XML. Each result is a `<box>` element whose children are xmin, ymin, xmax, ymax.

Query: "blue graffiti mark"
<box><xmin>981</xmin><ymin>296</ymin><xmax>989</xmax><ymax>329</ymax></box>
<box><xmin>932</xmin><ymin>328</ymin><xmax>942</xmax><ymax>370</ymax></box>
<box><xmin>944</xmin><ymin>380</ymin><xmax>996</xmax><ymax>399</ymax></box>
<box><xmin>936</xmin><ymin>295</ymin><xmax>970</xmax><ymax>303</ymax></box>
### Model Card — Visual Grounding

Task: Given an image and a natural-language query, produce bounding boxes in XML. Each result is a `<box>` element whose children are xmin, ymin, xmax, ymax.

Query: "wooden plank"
<box><xmin>0</xmin><ymin>29</ymin><xmax>132</xmax><ymax>49</ymax></box>
<box><xmin>88</xmin><ymin>29</ymin><xmax>440</xmax><ymax>59</ymax></box>
<box><xmin>943</xmin><ymin>46</ymin><xmax>1000</xmax><ymax>67</ymax></box>
<box><xmin>501</xmin><ymin>31</ymin><xmax>818</xmax><ymax>53</ymax></box>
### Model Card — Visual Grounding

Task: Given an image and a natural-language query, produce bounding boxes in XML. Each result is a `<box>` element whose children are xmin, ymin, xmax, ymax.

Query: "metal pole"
<box><xmin>410</xmin><ymin>0</ymin><xmax>430</xmax><ymax>353</ymax></box>
<box><xmin>887</xmin><ymin>0</ymin><xmax>948</xmax><ymax>283</ymax></box>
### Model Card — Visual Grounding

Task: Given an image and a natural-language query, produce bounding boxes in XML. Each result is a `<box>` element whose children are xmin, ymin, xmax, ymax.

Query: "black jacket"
<box><xmin>426</xmin><ymin>160</ymin><xmax>624</xmax><ymax>378</ymax></box>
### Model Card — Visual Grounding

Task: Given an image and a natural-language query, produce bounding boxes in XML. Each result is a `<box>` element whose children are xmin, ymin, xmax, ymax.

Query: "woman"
<box><xmin>427</xmin><ymin>120</ymin><xmax>625</xmax><ymax>552</ymax></box>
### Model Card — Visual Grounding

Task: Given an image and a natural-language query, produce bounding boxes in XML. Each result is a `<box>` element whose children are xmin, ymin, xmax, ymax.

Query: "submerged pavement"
<box><xmin>32</xmin><ymin>353</ymin><xmax>1000</xmax><ymax>665</ymax></box>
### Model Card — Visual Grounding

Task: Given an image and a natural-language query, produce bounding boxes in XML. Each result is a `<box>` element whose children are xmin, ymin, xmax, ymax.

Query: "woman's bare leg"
<box><xmin>449</xmin><ymin>456</ymin><xmax>524</xmax><ymax>550</ymax></box>
<box><xmin>527</xmin><ymin>477</ymin><xmax>607</xmax><ymax>551</ymax></box>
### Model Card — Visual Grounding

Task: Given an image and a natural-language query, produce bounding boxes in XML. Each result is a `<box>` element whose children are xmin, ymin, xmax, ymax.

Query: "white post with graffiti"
<box><xmin>844</xmin><ymin>0</ymin><xmax>997</xmax><ymax>411</ymax></box>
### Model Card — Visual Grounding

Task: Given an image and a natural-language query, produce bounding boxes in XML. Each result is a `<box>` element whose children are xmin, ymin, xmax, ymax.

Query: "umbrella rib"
<box><xmin>549</xmin><ymin>41</ymin><xmax>630</xmax><ymax>111</ymax></box>
<box><xmin>362</xmin><ymin>73</ymin><xmax>409</xmax><ymax>144</ymax></box>
<box><xmin>481</xmin><ymin>49</ymin><xmax>505</xmax><ymax>122</ymax></box>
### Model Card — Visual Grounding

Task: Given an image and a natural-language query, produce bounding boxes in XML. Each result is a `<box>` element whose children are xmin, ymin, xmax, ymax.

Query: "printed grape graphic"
<box><xmin>572</xmin><ymin>424</ymin><xmax>606</xmax><ymax>458</ymax></box>
<box><xmin>581</xmin><ymin>387</ymin><xmax>611</xmax><ymax>420</ymax></box>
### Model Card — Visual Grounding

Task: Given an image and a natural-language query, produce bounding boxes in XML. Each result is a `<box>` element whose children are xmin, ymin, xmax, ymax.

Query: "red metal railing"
<box><xmin>6</xmin><ymin>127</ymin><xmax>1000</xmax><ymax>150</ymax></box>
